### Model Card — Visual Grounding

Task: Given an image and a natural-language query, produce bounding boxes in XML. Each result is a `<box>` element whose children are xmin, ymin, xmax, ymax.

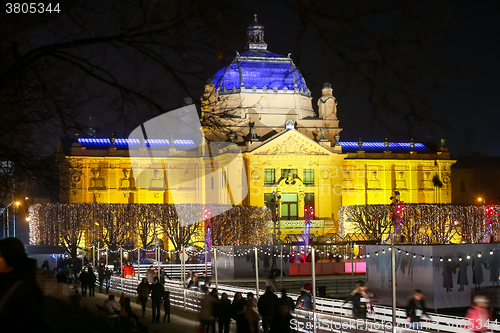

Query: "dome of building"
<box><xmin>212</xmin><ymin>16</ymin><xmax>310</xmax><ymax>97</ymax></box>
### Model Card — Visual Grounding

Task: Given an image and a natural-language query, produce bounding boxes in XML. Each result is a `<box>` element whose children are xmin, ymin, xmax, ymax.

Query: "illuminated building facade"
<box><xmin>58</xmin><ymin>17</ymin><xmax>454</xmax><ymax>240</ymax></box>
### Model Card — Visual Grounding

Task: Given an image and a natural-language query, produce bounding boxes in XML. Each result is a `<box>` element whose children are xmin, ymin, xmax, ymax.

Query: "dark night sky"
<box><xmin>246</xmin><ymin>1</ymin><xmax>500</xmax><ymax>157</ymax></box>
<box><xmin>8</xmin><ymin>0</ymin><xmax>500</xmax><ymax>157</ymax></box>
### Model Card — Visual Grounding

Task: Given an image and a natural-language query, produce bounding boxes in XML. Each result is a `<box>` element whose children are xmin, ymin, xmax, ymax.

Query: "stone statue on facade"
<box><xmin>320</xmin><ymin>128</ymin><xmax>326</xmax><ymax>141</ymax></box>
<box><xmin>250</xmin><ymin>127</ymin><xmax>258</xmax><ymax>141</ymax></box>
<box><xmin>318</xmin><ymin>82</ymin><xmax>337</xmax><ymax>120</ymax></box>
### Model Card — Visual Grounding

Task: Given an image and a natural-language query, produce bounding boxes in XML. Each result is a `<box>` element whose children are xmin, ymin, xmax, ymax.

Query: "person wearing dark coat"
<box><xmin>104</xmin><ymin>267</ymin><xmax>112</xmax><ymax>293</ymax></box>
<box><xmin>150</xmin><ymin>276</ymin><xmax>165</xmax><ymax>323</ymax></box>
<box><xmin>232</xmin><ymin>292</ymin><xmax>246</xmax><ymax>333</ymax></box>
<box><xmin>342</xmin><ymin>281</ymin><xmax>374</xmax><ymax>320</ymax></box>
<box><xmin>98</xmin><ymin>263</ymin><xmax>105</xmax><ymax>293</ymax></box>
<box><xmin>270</xmin><ymin>303</ymin><xmax>293</xmax><ymax>333</ymax></box>
<box><xmin>405</xmin><ymin>289</ymin><xmax>431</xmax><ymax>329</ymax></box>
<box><xmin>120</xmin><ymin>297</ymin><xmax>139</xmax><ymax>328</ymax></box>
<box><xmin>79</xmin><ymin>269</ymin><xmax>89</xmax><ymax>297</ymax></box>
<box><xmin>188</xmin><ymin>274</ymin><xmax>199</xmax><ymax>290</ymax></box>
<box><xmin>159</xmin><ymin>268</ymin><xmax>170</xmax><ymax>285</ymax></box>
<box><xmin>70</xmin><ymin>289</ymin><xmax>82</xmax><ymax>306</ymax></box>
<box><xmin>137</xmin><ymin>277</ymin><xmax>150</xmax><ymax>317</ymax></box>
<box><xmin>56</xmin><ymin>269</ymin><xmax>67</xmax><ymax>283</ymax></box>
<box><xmin>240</xmin><ymin>304</ymin><xmax>260</xmax><ymax>333</ymax></box>
<box><xmin>258</xmin><ymin>286</ymin><xmax>279</xmax><ymax>333</ymax></box>
<box><xmin>199</xmin><ymin>272</ymin><xmax>211</xmax><ymax>292</ymax></box>
<box><xmin>295</xmin><ymin>284</ymin><xmax>313</xmax><ymax>310</ymax></box>
<box><xmin>0</xmin><ymin>238</ymin><xmax>46</xmax><ymax>333</ymax></box>
<box><xmin>280</xmin><ymin>289</ymin><xmax>295</xmax><ymax>314</ymax></box>
<box><xmin>217</xmin><ymin>293</ymin><xmax>232</xmax><ymax>333</ymax></box>
<box><xmin>163</xmin><ymin>290</ymin><xmax>171</xmax><ymax>322</ymax></box>
<box><xmin>88</xmin><ymin>268</ymin><xmax>96</xmax><ymax>297</ymax></box>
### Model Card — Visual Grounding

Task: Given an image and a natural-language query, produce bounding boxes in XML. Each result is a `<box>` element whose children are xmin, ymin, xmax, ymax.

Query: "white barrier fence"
<box><xmin>128</xmin><ymin>263</ymin><xmax>211</xmax><ymax>279</ymax></box>
<box><xmin>107</xmin><ymin>276</ymin><xmax>500</xmax><ymax>333</ymax></box>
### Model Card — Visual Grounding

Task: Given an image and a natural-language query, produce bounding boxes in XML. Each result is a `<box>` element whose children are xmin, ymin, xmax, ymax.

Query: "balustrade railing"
<box><xmin>107</xmin><ymin>276</ymin><xmax>500</xmax><ymax>333</ymax></box>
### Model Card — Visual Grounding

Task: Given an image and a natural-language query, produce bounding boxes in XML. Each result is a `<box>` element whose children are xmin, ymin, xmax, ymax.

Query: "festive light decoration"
<box><xmin>28</xmin><ymin>203</ymin><xmax>272</xmax><ymax>257</ymax></box>
<box><xmin>339</xmin><ymin>204</ymin><xmax>499</xmax><ymax>244</ymax></box>
<box><xmin>362</xmin><ymin>246</ymin><xmax>500</xmax><ymax>264</ymax></box>
<box><xmin>207</xmin><ymin>206</ymin><xmax>272</xmax><ymax>246</ymax></box>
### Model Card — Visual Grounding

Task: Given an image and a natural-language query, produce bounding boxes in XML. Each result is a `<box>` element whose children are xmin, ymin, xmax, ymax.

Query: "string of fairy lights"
<box><xmin>339</xmin><ymin>204</ymin><xmax>500</xmax><ymax>245</ymax></box>
<box><xmin>27</xmin><ymin>203</ymin><xmax>500</xmax><ymax>262</ymax></box>
<box><xmin>363</xmin><ymin>245</ymin><xmax>500</xmax><ymax>262</ymax></box>
<box><xmin>92</xmin><ymin>245</ymin><xmax>350</xmax><ymax>259</ymax></box>
<box><xmin>82</xmin><ymin>242</ymin><xmax>500</xmax><ymax>264</ymax></box>
<box><xmin>91</xmin><ymin>245</ymin><xmax>296</xmax><ymax>258</ymax></box>
<box><xmin>27</xmin><ymin>203</ymin><xmax>272</xmax><ymax>251</ymax></box>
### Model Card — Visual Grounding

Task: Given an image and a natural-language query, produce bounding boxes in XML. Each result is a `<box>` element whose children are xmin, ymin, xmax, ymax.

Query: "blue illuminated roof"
<box><xmin>339</xmin><ymin>141</ymin><xmax>430</xmax><ymax>153</ymax></box>
<box><xmin>174</xmin><ymin>139</ymin><xmax>196</xmax><ymax>149</ymax></box>
<box><xmin>213</xmin><ymin>50</ymin><xmax>309</xmax><ymax>96</ymax></box>
<box><xmin>144</xmin><ymin>139</ymin><xmax>170</xmax><ymax>148</ymax></box>
<box><xmin>114</xmin><ymin>138</ymin><xmax>141</xmax><ymax>148</ymax></box>
<box><xmin>78</xmin><ymin>138</ymin><xmax>111</xmax><ymax>148</ymax></box>
<box><xmin>77</xmin><ymin>138</ymin><xmax>195</xmax><ymax>149</ymax></box>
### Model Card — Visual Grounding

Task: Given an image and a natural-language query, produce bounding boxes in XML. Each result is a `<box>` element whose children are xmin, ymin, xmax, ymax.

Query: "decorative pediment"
<box><xmin>250</xmin><ymin>130</ymin><xmax>332</xmax><ymax>156</ymax></box>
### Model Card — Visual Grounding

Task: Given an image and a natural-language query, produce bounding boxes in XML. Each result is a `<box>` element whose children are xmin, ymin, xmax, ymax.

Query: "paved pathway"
<box><xmin>78</xmin><ymin>290</ymin><xmax>210</xmax><ymax>333</ymax></box>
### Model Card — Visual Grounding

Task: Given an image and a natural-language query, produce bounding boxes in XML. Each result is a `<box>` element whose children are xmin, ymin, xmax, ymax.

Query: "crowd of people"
<box><xmin>55</xmin><ymin>262</ymin><xmax>114</xmax><ymax>299</ymax></box>
<box><xmin>341</xmin><ymin>281</ymin><xmax>493</xmax><ymax>332</ymax></box>
<box><xmin>185</xmin><ymin>270</ymin><xmax>212</xmax><ymax>292</ymax></box>
<box><xmin>0</xmin><ymin>236</ymin><xmax>497</xmax><ymax>333</ymax></box>
<box><xmin>132</xmin><ymin>276</ymin><xmax>170</xmax><ymax>325</ymax></box>
<box><xmin>57</xmin><ymin>261</ymin><xmax>496</xmax><ymax>333</ymax></box>
<box><xmin>198</xmin><ymin>286</ymin><xmax>298</xmax><ymax>333</ymax></box>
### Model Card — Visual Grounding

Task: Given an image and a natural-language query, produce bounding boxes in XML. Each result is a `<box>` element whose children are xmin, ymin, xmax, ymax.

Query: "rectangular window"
<box><xmin>222</xmin><ymin>171</ymin><xmax>226</xmax><ymax>188</ymax></box>
<box><xmin>281</xmin><ymin>168</ymin><xmax>297</xmax><ymax>180</ymax></box>
<box><xmin>264</xmin><ymin>193</ymin><xmax>278</xmax><ymax>220</ymax></box>
<box><xmin>264</xmin><ymin>169</ymin><xmax>275</xmax><ymax>185</ymax></box>
<box><xmin>264</xmin><ymin>193</ymin><xmax>274</xmax><ymax>203</ymax></box>
<box><xmin>460</xmin><ymin>181</ymin><xmax>465</xmax><ymax>192</ymax></box>
<box><xmin>304</xmin><ymin>193</ymin><xmax>315</xmax><ymax>220</ymax></box>
<box><xmin>303</xmin><ymin>169</ymin><xmax>314</xmax><ymax>184</ymax></box>
<box><xmin>281</xmin><ymin>193</ymin><xmax>298</xmax><ymax>220</ymax></box>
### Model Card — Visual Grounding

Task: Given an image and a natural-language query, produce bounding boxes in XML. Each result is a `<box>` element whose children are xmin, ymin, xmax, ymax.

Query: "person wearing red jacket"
<box><xmin>465</xmin><ymin>295</ymin><xmax>492</xmax><ymax>332</ymax></box>
<box><xmin>123</xmin><ymin>262</ymin><xmax>135</xmax><ymax>279</ymax></box>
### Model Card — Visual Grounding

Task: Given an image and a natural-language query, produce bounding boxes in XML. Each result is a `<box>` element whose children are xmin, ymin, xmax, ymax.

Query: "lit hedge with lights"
<box><xmin>339</xmin><ymin>204</ymin><xmax>499</xmax><ymax>244</ymax></box>
<box><xmin>28</xmin><ymin>203</ymin><xmax>272</xmax><ymax>256</ymax></box>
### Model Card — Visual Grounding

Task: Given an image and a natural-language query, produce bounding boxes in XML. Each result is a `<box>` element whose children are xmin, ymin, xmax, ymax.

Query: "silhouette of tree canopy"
<box><xmin>0</xmin><ymin>0</ymin><xmax>246</xmax><ymax>203</ymax></box>
<box><xmin>1</xmin><ymin>0</ymin><xmax>455</xmax><ymax>208</ymax></box>
<box><xmin>340</xmin><ymin>204</ymin><xmax>498</xmax><ymax>244</ymax></box>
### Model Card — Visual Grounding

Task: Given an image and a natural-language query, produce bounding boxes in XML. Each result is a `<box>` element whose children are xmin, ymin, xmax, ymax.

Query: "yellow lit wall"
<box><xmin>341</xmin><ymin>158</ymin><xmax>453</xmax><ymax>206</ymax></box>
<box><xmin>60</xmin><ymin>131</ymin><xmax>454</xmax><ymax>243</ymax></box>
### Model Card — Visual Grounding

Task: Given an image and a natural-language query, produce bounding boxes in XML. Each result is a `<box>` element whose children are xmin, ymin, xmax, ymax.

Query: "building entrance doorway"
<box><xmin>281</xmin><ymin>193</ymin><xmax>298</xmax><ymax>220</ymax></box>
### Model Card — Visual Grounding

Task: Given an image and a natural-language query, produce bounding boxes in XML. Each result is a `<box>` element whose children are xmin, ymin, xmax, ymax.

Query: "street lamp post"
<box><xmin>312</xmin><ymin>246</ymin><xmax>317</xmax><ymax>333</ymax></box>
<box><xmin>6</xmin><ymin>204</ymin><xmax>9</xmax><ymax>237</ymax></box>
<box><xmin>13</xmin><ymin>201</ymin><xmax>20</xmax><ymax>238</ymax></box>
<box><xmin>391</xmin><ymin>243</ymin><xmax>397</xmax><ymax>332</ymax></box>
<box><xmin>254</xmin><ymin>247</ymin><xmax>259</xmax><ymax>300</ymax></box>
<box><xmin>280</xmin><ymin>243</ymin><xmax>283</xmax><ymax>290</ymax></box>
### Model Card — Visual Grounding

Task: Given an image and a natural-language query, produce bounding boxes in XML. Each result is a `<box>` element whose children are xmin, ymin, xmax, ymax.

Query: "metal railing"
<box><xmin>128</xmin><ymin>263</ymin><xmax>211</xmax><ymax>279</ymax></box>
<box><xmin>106</xmin><ymin>276</ymin><xmax>500</xmax><ymax>333</ymax></box>
<box><xmin>225</xmin><ymin>278</ymin><xmax>363</xmax><ymax>296</ymax></box>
